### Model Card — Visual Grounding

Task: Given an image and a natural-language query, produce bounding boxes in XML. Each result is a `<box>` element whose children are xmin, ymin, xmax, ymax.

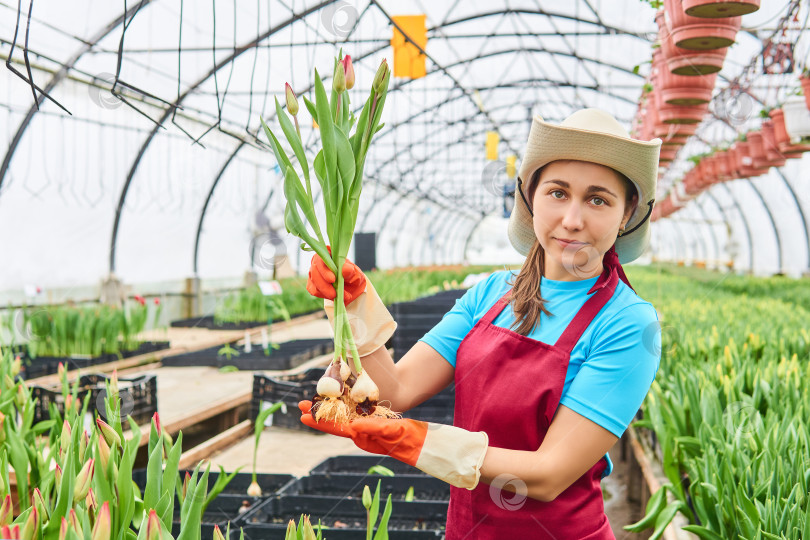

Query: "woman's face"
<box><xmin>531</xmin><ymin>160</ymin><xmax>637</xmax><ymax>281</ymax></box>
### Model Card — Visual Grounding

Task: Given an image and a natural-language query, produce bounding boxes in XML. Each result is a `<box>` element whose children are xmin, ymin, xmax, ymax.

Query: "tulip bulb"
<box><xmin>247</xmin><ymin>481</ymin><xmax>262</xmax><ymax>497</ymax></box>
<box><xmin>350</xmin><ymin>370</ymin><xmax>379</xmax><ymax>403</ymax></box>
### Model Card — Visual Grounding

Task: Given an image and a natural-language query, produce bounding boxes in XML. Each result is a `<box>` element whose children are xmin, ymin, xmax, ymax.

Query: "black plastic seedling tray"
<box><xmin>20</xmin><ymin>341</ymin><xmax>171</xmax><ymax>380</ymax></box>
<box><xmin>309</xmin><ymin>455</ymin><xmax>428</xmax><ymax>477</ymax></box>
<box><xmin>278</xmin><ymin>474</ymin><xmax>450</xmax><ymax>502</ymax></box>
<box><xmin>170</xmin><ymin>315</ymin><xmax>269</xmax><ymax>330</ymax></box>
<box><xmin>133</xmin><ymin>470</ymin><xmax>295</xmax><ymax>498</ymax></box>
<box><xmin>237</xmin><ymin>495</ymin><xmax>446</xmax><ymax>539</ymax></box>
<box><xmin>162</xmin><ymin>339</ymin><xmax>331</xmax><ymax>371</ymax></box>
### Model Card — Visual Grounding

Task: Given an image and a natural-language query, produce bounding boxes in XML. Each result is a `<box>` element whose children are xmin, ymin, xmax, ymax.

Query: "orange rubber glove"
<box><xmin>306</xmin><ymin>246</ymin><xmax>366</xmax><ymax>305</ymax></box>
<box><xmin>299</xmin><ymin>400</ymin><xmax>488</xmax><ymax>489</ymax></box>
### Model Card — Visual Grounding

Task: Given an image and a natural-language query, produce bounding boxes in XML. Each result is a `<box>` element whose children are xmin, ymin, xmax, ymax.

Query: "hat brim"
<box><xmin>508</xmin><ymin>116</ymin><xmax>660</xmax><ymax>264</ymax></box>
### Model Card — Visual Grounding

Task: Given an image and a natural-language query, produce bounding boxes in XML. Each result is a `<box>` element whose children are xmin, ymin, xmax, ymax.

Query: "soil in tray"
<box><xmin>162</xmin><ymin>338</ymin><xmax>332</xmax><ymax>370</ymax></box>
<box><xmin>309</xmin><ymin>455</ymin><xmax>428</xmax><ymax>476</ymax></box>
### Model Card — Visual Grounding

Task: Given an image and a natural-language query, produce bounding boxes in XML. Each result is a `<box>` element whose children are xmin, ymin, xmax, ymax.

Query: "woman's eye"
<box><xmin>592</xmin><ymin>197</ymin><xmax>606</xmax><ymax>206</ymax></box>
<box><xmin>550</xmin><ymin>190</ymin><xmax>565</xmax><ymax>199</ymax></box>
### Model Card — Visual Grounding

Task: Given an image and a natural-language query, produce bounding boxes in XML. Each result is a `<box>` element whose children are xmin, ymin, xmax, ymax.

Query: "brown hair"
<box><xmin>506</xmin><ymin>162</ymin><xmax>637</xmax><ymax>336</ymax></box>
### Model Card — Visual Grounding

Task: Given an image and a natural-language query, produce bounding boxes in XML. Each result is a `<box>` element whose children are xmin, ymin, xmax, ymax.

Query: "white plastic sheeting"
<box><xmin>0</xmin><ymin>0</ymin><xmax>809</xmax><ymax>296</ymax></box>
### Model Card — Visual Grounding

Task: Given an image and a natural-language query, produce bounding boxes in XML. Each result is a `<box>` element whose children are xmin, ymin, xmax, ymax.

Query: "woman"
<box><xmin>299</xmin><ymin>108</ymin><xmax>662</xmax><ymax>539</ymax></box>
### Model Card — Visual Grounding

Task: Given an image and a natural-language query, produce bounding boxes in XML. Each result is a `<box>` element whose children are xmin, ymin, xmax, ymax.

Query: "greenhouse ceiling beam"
<box><xmin>715</xmin><ymin>184</ymin><xmax>754</xmax><ymax>273</ymax></box>
<box><xmin>0</xmin><ymin>0</ymin><xmax>157</xmax><ymax>191</ymax></box>
<box><xmin>771</xmin><ymin>167</ymin><xmax>810</xmax><ymax>270</ymax></box>
<box><xmin>108</xmin><ymin>0</ymin><xmax>338</xmax><ymax>274</ymax></box>
<box><xmin>193</xmin><ymin>141</ymin><xmax>245</xmax><ymax>275</ymax></box>
<box><xmin>742</xmin><ymin>178</ymin><xmax>782</xmax><ymax>273</ymax></box>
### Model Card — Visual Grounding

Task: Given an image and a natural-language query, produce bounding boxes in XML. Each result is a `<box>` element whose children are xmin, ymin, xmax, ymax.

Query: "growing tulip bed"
<box><xmin>626</xmin><ymin>265</ymin><xmax>810</xmax><ymax>538</ymax></box>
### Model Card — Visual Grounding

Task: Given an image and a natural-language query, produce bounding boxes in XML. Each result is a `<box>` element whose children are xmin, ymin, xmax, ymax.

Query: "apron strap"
<box><xmin>554</xmin><ymin>264</ymin><xmax>619</xmax><ymax>352</ymax></box>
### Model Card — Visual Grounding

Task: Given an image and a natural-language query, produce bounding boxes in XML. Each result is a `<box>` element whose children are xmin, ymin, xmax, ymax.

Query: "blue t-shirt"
<box><xmin>419</xmin><ymin>269</ymin><xmax>661</xmax><ymax>478</ymax></box>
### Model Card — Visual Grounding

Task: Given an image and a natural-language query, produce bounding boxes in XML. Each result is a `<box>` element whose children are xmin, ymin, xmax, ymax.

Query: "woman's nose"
<box><xmin>561</xmin><ymin>202</ymin><xmax>584</xmax><ymax>230</ymax></box>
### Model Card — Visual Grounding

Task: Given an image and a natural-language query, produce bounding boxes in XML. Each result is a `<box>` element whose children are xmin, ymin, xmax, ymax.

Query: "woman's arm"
<box><xmin>355</xmin><ymin>341</ymin><xmax>455</xmax><ymax>413</ymax></box>
<box><xmin>478</xmin><ymin>405</ymin><xmax>618</xmax><ymax>502</ymax></box>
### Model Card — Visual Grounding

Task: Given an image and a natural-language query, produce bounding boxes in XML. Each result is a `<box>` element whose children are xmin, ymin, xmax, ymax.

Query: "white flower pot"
<box><xmin>782</xmin><ymin>95</ymin><xmax>810</xmax><ymax>143</ymax></box>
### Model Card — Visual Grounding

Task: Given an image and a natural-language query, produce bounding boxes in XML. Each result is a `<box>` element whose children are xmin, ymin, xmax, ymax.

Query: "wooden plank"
<box><xmin>178</xmin><ymin>420</ymin><xmax>252</xmax><ymax>469</ymax></box>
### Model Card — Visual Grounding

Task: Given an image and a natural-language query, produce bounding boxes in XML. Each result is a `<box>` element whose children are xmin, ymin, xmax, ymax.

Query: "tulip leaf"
<box><xmin>372</xmin><ymin>494</ymin><xmax>393</xmax><ymax>540</ymax></box>
<box><xmin>144</xmin><ymin>439</ymin><xmax>164</xmax><ymax>512</ymax></box>
<box><xmin>649</xmin><ymin>500</ymin><xmax>685</xmax><ymax>540</ymax></box>
<box><xmin>303</xmin><ymin>96</ymin><xmax>318</xmax><ymax>122</ymax></box>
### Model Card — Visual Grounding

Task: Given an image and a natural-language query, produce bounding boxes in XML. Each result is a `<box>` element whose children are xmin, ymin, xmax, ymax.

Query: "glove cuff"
<box><xmin>414</xmin><ymin>423</ymin><xmax>489</xmax><ymax>490</ymax></box>
<box><xmin>324</xmin><ymin>279</ymin><xmax>397</xmax><ymax>357</ymax></box>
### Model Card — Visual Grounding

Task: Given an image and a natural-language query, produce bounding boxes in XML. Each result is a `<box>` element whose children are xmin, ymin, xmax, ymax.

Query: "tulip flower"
<box><xmin>68</xmin><ymin>510</ymin><xmax>83</xmax><ymax>537</ymax></box>
<box><xmin>10</xmin><ymin>357</ymin><xmax>20</xmax><ymax>377</ymax></box>
<box><xmin>60</xmin><ymin>420</ymin><xmax>71</xmax><ymax>453</ymax></box>
<box><xmin>285</xmin><ymin>520</ymin><xmax>296</xmax><ymax>538</ymax></box>
<box><xmin>372</xmin><ymin>59</ymin><xmax>389</xmax><ymax>94</ymax></box>
<box><xmin>145</xmin><ymin>510</ymin><xmax>161</xmax><ymax>540</ymax></box>
<box><xmin>32</xmin><ymin>488</ymin><xmax>48</xmax><ymax>521</ymax></box>
<box><xmin>0</xmin><ymin>495</ymin><xmax>12</xmax><ymax>526</ymax></box>
<box><xmin>333</xmin><ymin>59</ymin><xmax>346</xmax><ymax>94</ymax></box>
<box><xmin>73</xmin><ymin>459</ymin><xmax>94</xmax><ymax>503</ymax></box>
<box><xmin>97</xmin><ymin>436</ymin><xmax>111</xmax><ymax>472</ymax></box>
<box><xmin>79</xmin><ymin>429</ymin><xmax>90</xmax><ymax>463</ymax></box>
<box><xmin>20</xmin><ymin>507</ymin><xmax>37</xmax><ymax>540</ymax></box>
<box><xmin>14</xmin><ymin>384</ymin><xmax>26</xmax><ymax>410</ymax></box>
<box><xmin>59</xmin><ymin>518</ymin><xmax>68</xmax><ymax>540</ymax></box>
<box><xmin>213</xmin><ymin>525</ymin><xmax>226</xmax><ymax>540</ymax></box>
<box><xmin>96</xmin><ymin>418</ymin><xmax>121</xmax><ymax>448</ymax></box>
<box><xmin>91</xmin><ymin>502</ymin><xmax>110</xmax><ymax>540</ymax></box>
<box><xmin>285</xmin><ymin>83</ymin><xmax>302</xmax><ymax>141</ymax></box>
<box><xmin>0</xmin><ymin>412</ymin><xmax>5</xmax><ymax>444</ymax></box>
<box><xmin>301</xmin><ymin>515</ymin><xmax>317</xmax><ymax>540</ymax></box>
<box><xmin>55</xmin><ymin>464</ymin><xmax>62</xmax><ymax>487</ymax></box>
<box><xmin>86</xmin><ymin>488</ymin><xmax>97</xmax><ymax>514</ymax></box>
<box><xmin>341</xmin><ymin>55</ymin><xmax>355</xmax><ymax>90</ymax></box>
<box><xmin>58</xmin><ymin>362</ymin><xmax>65</xmax><ymax>379</ymax></box>
<box><xmin>362</xmin><ymin>485</ymin><xmax>372</xmax><ymax>510</ymax></box>
<box><xmin>1</xmin><ymin>524</ymin><xmax>20</xmax><ymax>540</ymax></box>
<box><xmin>152</xmin><ymin>412</ymin><xmax>161</xmax><ymax>435</ymax></box>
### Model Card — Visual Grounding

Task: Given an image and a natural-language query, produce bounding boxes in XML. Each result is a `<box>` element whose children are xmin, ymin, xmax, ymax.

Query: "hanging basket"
<box><xmin>683</xmin><ymin>0</ymin><xmax>760</xmax><ymax>17</ymax></box>
<box><xmin>658</xmin><ymin>103</ymin><xmax>709</xmax><ymax>124</ymax></box>
<box><xmin>800</xmin><ymin>76</ymin><xmax>810</xmax><ymax>111</ymax></box>
<box><xmin>733</xmin><ymin>141</ymin><xmax>769</xmax><ymax>178</ymax></box>
<box><xmin>654</xmin><ymin>122</ymin><xmax>698</xmax><ymax>141</ymax></box>
<box><xmin>658</xmin><ymin>10</ymin><xmax>728</xmax><ymax>74</ymax></box>
<box><xmin>768</xmin><ymin>108</ymin><xmax>810</xmax><ymax>155</ymax></box>
<box><xmin>760</xmin><ymin>120</ymin><xmax>790</xmax><ymax>164</ymax></box>
<box><xmin>712</xmin><ymin>151</ymin><xmax>731</xmax><ymax>180</ymax></box>
<box><xmin>659</xmin><ymin>146</ymin><xmax>683</xmax><ymax>162</ymax></box>
<box><xmin>665</xmin><ymin>0</ymin><xmax>742</xmax><ymax>50</ymax></box>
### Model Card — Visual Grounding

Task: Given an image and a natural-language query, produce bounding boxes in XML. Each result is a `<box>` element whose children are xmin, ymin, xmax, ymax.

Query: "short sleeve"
<box><xmin>417</xmin><ymin>272</ymin><xmax>504</xmax><ymax>367</ymax></box>
<box><xmin>559</xmin><ymin>302</ymin><xmax>661</xmax><ymax>438</ymax></box>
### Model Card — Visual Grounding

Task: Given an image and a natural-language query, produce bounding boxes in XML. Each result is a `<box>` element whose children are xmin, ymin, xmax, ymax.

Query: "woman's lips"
<box><xmin>555</xmin><ymin>238</ymin><xmax>586</xmax><ymax>248</ymax></box>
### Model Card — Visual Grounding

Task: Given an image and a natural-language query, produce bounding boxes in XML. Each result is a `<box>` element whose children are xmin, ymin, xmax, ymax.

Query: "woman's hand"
<box><xmin>299</xmin><ymin>400</ymin><xmax>488</xmax><ymax>489</ymax></box>
<box><xmin>306</xmin><ymin>246</ymin><xmax>367</xmax><ymax>304</ymax></box>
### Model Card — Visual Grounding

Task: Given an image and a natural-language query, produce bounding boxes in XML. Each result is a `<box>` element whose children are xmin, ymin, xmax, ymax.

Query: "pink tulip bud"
<box><xmin>1</xmin><ymin>524</ymin><xmax>20</xmax><ymax>540</ymax></box>
<box><xmin>79</xmin><ymin>429</ymin><xmax>90</xmax><ymax>463</ymax></box>
<box><xmin>341</xmin><ymin>55</ymin><xmax>355</xmax><ymax>90</ymax></box>
<box><xmin>0</xmin><ymin>495</ymin><xmax>12</xmax><ymax>526</ymax></box>
<box><xmin>65</xmin><ymin>394</ymin><xmax>74</xmax><ymax>412</ymax></box>
<box><xmin>145</xmin><ymin>510</ymin><xmax>161</xmax><ymax>540</ymax></box>
<box><xmin>32</xmin><ymin>488</ymin><xmax>48</xmax><ymax>522</ymax></box>
<box><xmin>152</xmin><ymin>412</ymin><xmax>161</xmax><ymax>435</ymax></box>
<box><xmin>68</xmin><ymin>509</ymin><xmax>83</xmax><ymax>537</ymax></box>
<box><xmin>301</xmin><ymin>515</ymin><xmax>317</xmax><ymax>540</ymax></box>
<box><xmin>85</xmin><ymin>488</ymin><xmax>97</xmax><ymax>514</ymax></box>
<box><xmin>180</xmin><ymin>471</ymin><xmax>191</xmax><ymax>503</ymax></box>
<box><xmin>73</xmin><ymin>459</ymin><xmax>94</xmax><ymax>503</ymax></box>
<box><xmin>59</xmin><ymin>518</ymin><xmax>69</xmax><ymax>540</ymax></box>
<box><xmin>20</xmin><ymin>506</ymin><xmax>37</xmax><ymax>540</ymax></box>
<box><xmin>154</xmin><ymin>298</ymin><xmax>160</xmax><ymax>305</ymax></box>
<box><xmin>97</xmin><ymin>436</ymin><xmax>111</xmax><ymax>472</ymax></box>
<box><xmin>213</xmin><ymin>525</ymin><xmax>226</xmax><ymax>540</ymax></box>
<box><xmin>91</xmin><ymin>502</ymin><xmax>110</xmax><ymax>540</ymax></box>
<box><xmin>96</xmin><ymin>418</ymin><xmax>121</xmax><ymax>448</ymax></box>
<box><xmin>285</xmin><ymin>83</ymin><xmax>299</xmax><ymax>115</ymax></box>
<box><xmin>58</xmin><ymin>362</ymin><xmax>65</xmax><ymax>378</ymax></box>
<box><xmin>55</xmin><ymin>464</ymin><xmax>62</xmax><ymax>486</ymax></box>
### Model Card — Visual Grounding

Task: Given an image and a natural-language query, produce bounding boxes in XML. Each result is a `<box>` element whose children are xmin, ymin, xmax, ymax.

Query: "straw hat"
<box><xmin>507</xmin><ymin>109</ymin><xmax>661</xmax><ymax>264</ymax></box>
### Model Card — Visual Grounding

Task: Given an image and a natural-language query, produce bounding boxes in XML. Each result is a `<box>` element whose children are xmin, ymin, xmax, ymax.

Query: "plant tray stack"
<box><xmin>162</xmin><ymin>338</ymin><xmax>332</xmax><ymax>370</ymax></box>
<box><xmin>236</xmin><ymin>455</ymin><xmax>449</xmax><ymax>538</ymax></box>
<box><xmin>390</xmin><ymin>289</ymin><xmax>467</xmax><ymax>362</ymax></box>
<box><xmin>250</xmin><ymin>368</ymin><xmax>323</xmax><ymax>430</ymax></box>
<box><xmin>20</xmin><ymin>341</ymin><xmax>170</xmax><ymax>380</ymax></box>
<box><xmin>30</xmin><ymin>373</ymin><xmax>157</xmax><ymax>425</ymax></box>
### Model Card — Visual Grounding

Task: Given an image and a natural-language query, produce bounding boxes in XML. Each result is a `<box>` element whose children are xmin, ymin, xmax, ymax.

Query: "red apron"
<box><xmin>446</xmin><ymin>260</ymin><xmax>624</xmax><ymax>539</ymax></box>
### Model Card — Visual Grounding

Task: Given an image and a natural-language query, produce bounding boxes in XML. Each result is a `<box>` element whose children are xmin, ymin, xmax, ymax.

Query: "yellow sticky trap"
<box><xmin>506</xmin><ymin>154</ymin><xmax>517</xmax><ymax>178</ymax></box>
<box><xmin>391</xmin><ymin>15</ymin><xmax>427</xmax><ymax>79</ymax></box>
<box><xmin>486</xmin><ymin>132</ymin><xmax>499</xmax><ymax>161</ymax></box>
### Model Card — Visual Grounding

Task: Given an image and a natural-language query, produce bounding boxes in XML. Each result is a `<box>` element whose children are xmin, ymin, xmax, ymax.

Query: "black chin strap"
<box><xmin>623</xmin><ymin>200</ymin><xmax>655</xmax><ymax>236</ymax></box>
